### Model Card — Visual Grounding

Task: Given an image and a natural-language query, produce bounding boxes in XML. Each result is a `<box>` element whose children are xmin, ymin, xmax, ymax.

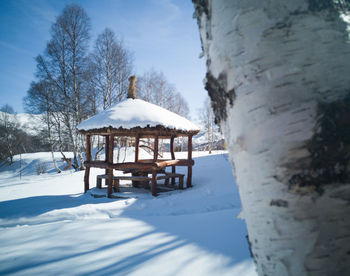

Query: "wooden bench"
<box><xmin>96</xmin><ymin>174</ymin><xmax>108</xmax><ymax>189</ymax></box>
<box><xmin>158</xmin><ymin>173</ymin><xmax>184</xmax><ymax>189</ymax></box>
<box><xmin>96</xmin><ymin>172</ymin><xmax>185</xmax><ymax>193</ymax></box>
<box><xmin>97</xmin><ymin>174</ymin><xmax>151</xmax><ymax>190</ymax></box>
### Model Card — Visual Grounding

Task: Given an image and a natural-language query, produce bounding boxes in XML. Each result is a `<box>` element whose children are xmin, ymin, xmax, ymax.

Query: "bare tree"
<box><xmin>90</xmin><ymin>28</ymin><xmax>134</xmax><ymax>110</ymax></box>
<box><xmin>193</xmin><ymin>0</ymin><xmax>350</xmax><ymax>275</ymax></box>
<box><xmin>0</xmin><ymin>105</ymin><xmax>20</xmax><ymax>164</ymax></box>
<box><xmin>87</xmin><ymin>28</ymin><xmax>134</xmax><ymax>160</ymax></box>
<box><xmin>83</xmin><ymin>61</ymin><xmax>99</xmax><ymax>116</ymax></box>
<box><xmin>0</xmin><ymin>105</ymin><xmax>46</xmax><ymax>164</ymax></box>
<box><xmin>137</xmin><ymin>69</ymin><xmax>190</xmax><ymax>117</ymax></box>
<box><xmin>198</xmin><ymin>97</ymin><xmax>216</xmax><ymax>153</ymax></box>
<box><xmin>0</xmin><ymin>104</ymin><xmax>15</xmax><ymax>114</ymax></box>
<box><xmin>24</xmin><ymin>81</ymin><xmax>61</xmax><ymax>173</ymax></box>
<box><xmin>36</xmin><ymin>4</ymin><xmax>91</xmax><ymax>170</ymax></box>
<box><xmin>171</xmin><ymin>93</ymin><xmax>190</xmax><ymax>118</ymax></box>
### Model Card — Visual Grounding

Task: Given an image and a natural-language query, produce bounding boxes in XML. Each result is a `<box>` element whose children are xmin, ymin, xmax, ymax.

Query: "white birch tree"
<box><xmin>0</xmin><ymin>106</ymin><xmax>19</xmax><ymax>164</ymax></box>
<box><xmin>24</xmin><ymin>81</ymin><xmax>62</xmax><ymax>173</ymax></box>
<box><xmin>193</xmin><ymin>0</ymin><xmax>350</xmax><ymax>275</ymax></box>
<box><xmin>37</xmin><ymin>4</ymin><xmax>91</xmax><ymax>170</ymax></box>
<box><xmin>199</xmin><ymin>97</ymin><xmax>216</xmax><ymax>153</ymax></box>
<box><xmin>137</xmin><ymin>69</ymin><xmax>190</xmax><ymax>117</ymax></box>
<box><xmin>90</xmin><ymin>28</ymin><xmax>134</xmax><ymax>109</ymax></box>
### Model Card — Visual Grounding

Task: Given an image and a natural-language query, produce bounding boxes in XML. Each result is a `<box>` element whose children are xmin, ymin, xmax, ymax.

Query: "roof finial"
<box><xmin>128</xmin><ymin>75</ymin><xmax>137</xmax><ymax>99</ymax></box>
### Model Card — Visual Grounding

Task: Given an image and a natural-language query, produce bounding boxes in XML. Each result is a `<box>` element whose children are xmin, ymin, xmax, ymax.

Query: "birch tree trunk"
<box><xmin>193</xmin><ymin>1</ymin><xmax>350</xmax><ymax>275</ymax></box>
<box><xmin>46</xmin><ymin>112</ymin><xmax>61</xmax><ymax>173</ymax></box>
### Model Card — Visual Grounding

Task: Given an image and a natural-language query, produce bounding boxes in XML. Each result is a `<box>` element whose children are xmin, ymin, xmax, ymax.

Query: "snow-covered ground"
<box><xmin>0</xmin><ymin>149</ymin><xmax>257</xmax><ymax>275</ymax></box>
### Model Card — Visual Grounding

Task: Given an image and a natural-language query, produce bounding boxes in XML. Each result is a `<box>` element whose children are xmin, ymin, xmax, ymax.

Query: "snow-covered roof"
<box><xmin>77</xmin><ymin>98</ymin><xmax>200</xmax><ymax>134</ymax></box>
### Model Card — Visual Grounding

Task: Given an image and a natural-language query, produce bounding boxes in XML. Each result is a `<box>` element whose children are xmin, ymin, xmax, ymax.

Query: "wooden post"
<box><xmin>132</xmin><ymin>134</ymin><xmax>141</xmax><ymax>188</ymax></box>
<box><xmin>170</xmin><ymin>136</ymin><xmax>176</xmax><ymax>185</ymax></box>
<box><xmin>97</xmin><ymin>176</ymin><xmax>102</xmax><ymax>189</ymax></box>
<box><xmin>152</xmin><ymin>170</ymin><xmax>157</xmax><ymax>196</ymax></box>
<box><xmin>153</xmin><ymin>135</ymin><xmax>159</xmax><ymax>162</ymax></box>
<box><xmin>107</xmin><ymin>134</ymin><xmax>114</xmax><ymax>198</ymax></box>
<box><xmin>152</xmin><ymin>135</ymin><xmax>159</xmax><ymax>196</ymax></box>
<box><xmin>105</xmin><ymin>135</ymin><xmax>109</xmax><ymax>181</ymax></box>
<box><xmin>187</xmin><ymin>135</ymin><xmax>193</xmax><ymax>188</ymax></box>
<box><xmin>84</xmin><ymin>135</ymin><xmax>91</xmax><ymax>193</ymax></box>
<box><xmin>114</xmin><ymin>179</ymin><xmax>120</xmax><ymax>193</ymax></box>
<box><xmin>179</xmin><ymin>175</ymin><xmax>184</xmax><ymax>190</ymax></box>
<box><xmin>135</xmin><ymin>134</ymin><xmax>140</xmax><ymax>162</ymax></box>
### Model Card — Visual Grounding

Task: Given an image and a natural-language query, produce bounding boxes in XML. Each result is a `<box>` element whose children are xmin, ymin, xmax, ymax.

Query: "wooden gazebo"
<box><xmin>77</xmin><ymin>77</ymin><xmax>200</xmax><ymax>197</ymax></box>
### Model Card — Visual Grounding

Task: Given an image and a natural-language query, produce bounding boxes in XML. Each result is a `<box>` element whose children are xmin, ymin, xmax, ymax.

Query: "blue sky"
<box><xmin>0</xmin><ymin>0</ymin><xmax>207</xmax><ymax>118</ymax></box>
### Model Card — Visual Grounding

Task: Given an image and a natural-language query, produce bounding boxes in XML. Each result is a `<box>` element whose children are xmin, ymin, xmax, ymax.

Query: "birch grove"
<box><xmin>19</xmin><ymin>3</ymin><xmax>190</xmax><ymax>168</ymax></box>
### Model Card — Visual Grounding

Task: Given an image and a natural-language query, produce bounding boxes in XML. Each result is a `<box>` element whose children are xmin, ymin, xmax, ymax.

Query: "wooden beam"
<box><xmin>114</xmin><ymin>175</ymin><xmax>151</xmax><ymax>181</ymax></box>
<box><xmin>187</xmin><ymin>135</ymin><xmax>193</xmax><ymax>188</ymax></box>
<box><xmin>84</xmin><ymin>160</ymin><xmax>108</xmax><ymax>169</ymax></box>
<box><xmin>138</xmin><ymin>158</ymin><xmax>192</xmax><ymax>164</ymax></box>
<box><xmin>170</xmin><ymin>136</ymin><xmax>176</xmax><ymax>185</ymax></box>
<box><xmin>107</xmin><ymin>134</ymin><xmax>114</xmax><ymax>198</ymax></box>
<box><xmin>84</xmin><ymin>135</ymin><xmax>91</xmax><ymax>193</ymax></box>
<box><xmin>109</xmin><ymin>162</ymin><xmax>155</xmax><ymax>171</ymax></box>
<box><xmin>135</xmin><ymin>134</ymin><xmax>140</xmax><ymax>162</ymax></box>
<box><xmin>85</xmin><ymin>159</ymin><xmax>194</xmax><ymax>170</ymax></box>
<box><xmin>137</xmin><ymin>159</ymin><xmax>155</xmax><ymax>163</ymax></box>
<box><xmin>153</xmin><ymin>135</ymin><xmax>159</xmax><ymax>162</ymax></box>
<box><xmin>155</xmin><ymin>159</ymin><xmax>194</xmax><ymax>168</ymax></box>
<box><xmin>78</xmin><ymin>127</ymin><xmax>200</xmax><ymax>138</ymax></box>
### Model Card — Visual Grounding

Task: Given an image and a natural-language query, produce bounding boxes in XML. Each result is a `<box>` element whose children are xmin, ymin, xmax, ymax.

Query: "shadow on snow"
<box><xmin>0</xmin><ymin>153</ymin><xmax>254</xmax><ymax>275</ymax></box>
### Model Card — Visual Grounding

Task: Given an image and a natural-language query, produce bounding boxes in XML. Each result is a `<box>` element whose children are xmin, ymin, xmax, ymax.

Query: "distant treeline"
<box><xmin>0</xmin><ymin>106</ymin><xmax>51</xmax><ymax>164</ymax></box>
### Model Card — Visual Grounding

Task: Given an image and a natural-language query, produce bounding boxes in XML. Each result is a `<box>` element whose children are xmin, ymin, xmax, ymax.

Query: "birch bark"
<box><xmin>193</xmin><ymin>1</ymin><xmax>350</xmax><ymax>275</ymax></box>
